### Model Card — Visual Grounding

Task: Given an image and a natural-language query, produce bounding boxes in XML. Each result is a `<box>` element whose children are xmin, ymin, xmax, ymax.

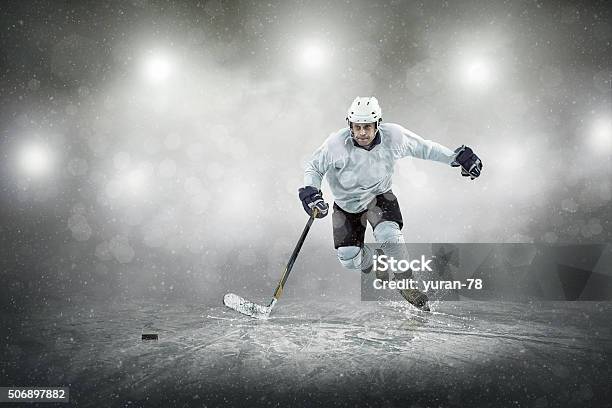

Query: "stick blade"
<box><xmin>223</xmin><ymin>293</ymin><xmax>271</xmax><ymax>319</ymax></box>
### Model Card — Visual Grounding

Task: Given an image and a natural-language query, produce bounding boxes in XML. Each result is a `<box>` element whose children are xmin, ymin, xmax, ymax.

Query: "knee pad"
<box><xmin>373</xmin><ymin>221</ymin><xmax>404</xmax><ymax>244</ymax></box>
<box><xmin>337</xmin><ymin>246</ymin><xmax>373</xmax><ymax>270</ymax></box>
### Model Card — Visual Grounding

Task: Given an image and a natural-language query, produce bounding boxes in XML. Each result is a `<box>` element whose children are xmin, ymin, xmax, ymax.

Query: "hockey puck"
<box><xmin>141</xmin><ymin>333</ymin><xmax>158</xmax><ymax>341</ymax></box>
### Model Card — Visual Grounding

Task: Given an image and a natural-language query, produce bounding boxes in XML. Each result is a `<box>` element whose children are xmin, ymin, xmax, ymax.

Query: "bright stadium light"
<box><xmin>143</xmin><ymin>53</ymin><xmax>173</xmax><ymax>83</ymax></box>
<box><xmin>302</xmin><ymin>45</ymin><xmax>325</xmax><ymax>68</ymax></box>
<box><xmin>18</xmin><ymin>142</ymin><xmax>53</xmax><ymax>178</ymax></box>
<box><xmin>460</xmin><ymin>56</ymin><xmax>494</xmax><ymax>89</ymax></box>
<box><xmin>589</xmin><ymin>117</ymin><xmax>612</xmax><ymax>152</ymax></box>
<box><xmin>297</xmin><ymin>42</ymin><xmax>329</xmax><ymax>73</ymax></box>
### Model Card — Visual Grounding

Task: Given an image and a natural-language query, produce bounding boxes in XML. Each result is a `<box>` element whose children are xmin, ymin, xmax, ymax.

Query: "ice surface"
<box><xmin>2</xmin><ymin>299</ymin><xmax>611</xmax><ymax>407</ymax></box>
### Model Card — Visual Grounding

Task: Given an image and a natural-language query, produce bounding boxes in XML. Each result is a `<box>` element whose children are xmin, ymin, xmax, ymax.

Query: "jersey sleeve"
<box><xmin>303</xmin><ymin>140</ymin><xmax>332</xmax><ymax>190</ymax></box>
<box><xmin>396</xmin><ymin>125</ymin><xmax>456</xmax><ymax>165</ymax></box>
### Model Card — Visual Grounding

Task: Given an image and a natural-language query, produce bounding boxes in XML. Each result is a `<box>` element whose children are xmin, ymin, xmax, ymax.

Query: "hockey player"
<box><xmin>298</xmin><ymin>96</ymin><xmax>482</xmax><ymax>311</ymax></box>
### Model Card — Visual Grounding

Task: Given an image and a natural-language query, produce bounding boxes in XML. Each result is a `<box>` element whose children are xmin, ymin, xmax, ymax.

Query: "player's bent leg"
<box><xmin>336</xmin><ymin>245</ymin><xmax>373</xmax><ymax>272</ymax></box>
<box><xmin>372</xmin><ymin>221</ymin><xmax>430</xmax><ymax>311</ymax></box>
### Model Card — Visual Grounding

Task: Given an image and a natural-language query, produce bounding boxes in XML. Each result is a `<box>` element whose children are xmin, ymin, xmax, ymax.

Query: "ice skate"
<box><xmin>393</xmin><ymin>271</ymin><xmax>430</xmax><ymax>311</ymax></box>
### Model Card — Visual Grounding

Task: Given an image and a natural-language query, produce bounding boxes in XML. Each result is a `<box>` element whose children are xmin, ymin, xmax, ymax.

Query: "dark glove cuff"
<box><xmin>453</xmin><ymin>145</ymin><xmax>475</xmax><ymax>165</ymax></box>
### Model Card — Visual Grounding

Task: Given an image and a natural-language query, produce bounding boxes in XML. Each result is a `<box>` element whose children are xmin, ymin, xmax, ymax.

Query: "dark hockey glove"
<box><xmin>298</xmin><ymin>186</ymin><xmax>329</xmax><ymax>218</ymax></box>
<box><xmin>451</xmin><ymin>145</ymin><xmax>482</xmax><ymax>180</ymax></box>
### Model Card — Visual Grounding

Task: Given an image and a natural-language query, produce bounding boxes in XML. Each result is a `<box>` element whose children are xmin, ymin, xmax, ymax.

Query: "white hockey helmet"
<box><xmin>346</xmin><ymin>96</ymin><xmax>382</xmax><ymax>125</ymax></box>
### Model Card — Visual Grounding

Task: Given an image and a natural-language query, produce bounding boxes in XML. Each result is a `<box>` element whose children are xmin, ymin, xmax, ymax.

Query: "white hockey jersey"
<box><xmin>303</xmin><ymin>123</ymin><xmax>456</xmax><ymax>213</ymax></box>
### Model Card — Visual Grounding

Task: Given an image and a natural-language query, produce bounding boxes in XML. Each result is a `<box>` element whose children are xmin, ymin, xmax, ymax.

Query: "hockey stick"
<box><xmin>223</xmin><ymin>208</ymin><xmax>319</xmax><ymax>319</ymax></box>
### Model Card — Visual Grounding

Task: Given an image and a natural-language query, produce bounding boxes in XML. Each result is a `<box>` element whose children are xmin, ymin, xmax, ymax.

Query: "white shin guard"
<box><xmin>373</xmin><ymin>221</ymin><xmax>410</xmax><ymax>276</ymax></box>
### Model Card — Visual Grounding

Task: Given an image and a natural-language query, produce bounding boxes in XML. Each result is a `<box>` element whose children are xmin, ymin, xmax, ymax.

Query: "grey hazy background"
<box><xmin>0</xmin><ymin>0</ymin><xmax>611</xmax><ymax>310</ymax></box>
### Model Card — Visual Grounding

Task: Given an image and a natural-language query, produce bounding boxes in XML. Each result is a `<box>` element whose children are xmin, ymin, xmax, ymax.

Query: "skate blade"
<box><xmin>223</xmin><ymin>293</ymin><xmax>272</xmax><ymax>319</ymax></box>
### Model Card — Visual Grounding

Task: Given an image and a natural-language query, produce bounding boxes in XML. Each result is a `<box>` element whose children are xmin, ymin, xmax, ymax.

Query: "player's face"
<box><xmin>351</xmin><ymin>122</ymin><xmax>377</xmax><ymax>146</ymax></box>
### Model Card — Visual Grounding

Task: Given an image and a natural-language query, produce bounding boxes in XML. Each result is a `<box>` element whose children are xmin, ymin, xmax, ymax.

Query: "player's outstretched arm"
<box><xmin>395</xmin><ymin>124</ymin><xmax>482</xmax><ymax>179</ymax></box>
<box><xmin>396</xmin><ymin>124</ymin><xmax>456</xmax><ymax>164</ymax></box>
